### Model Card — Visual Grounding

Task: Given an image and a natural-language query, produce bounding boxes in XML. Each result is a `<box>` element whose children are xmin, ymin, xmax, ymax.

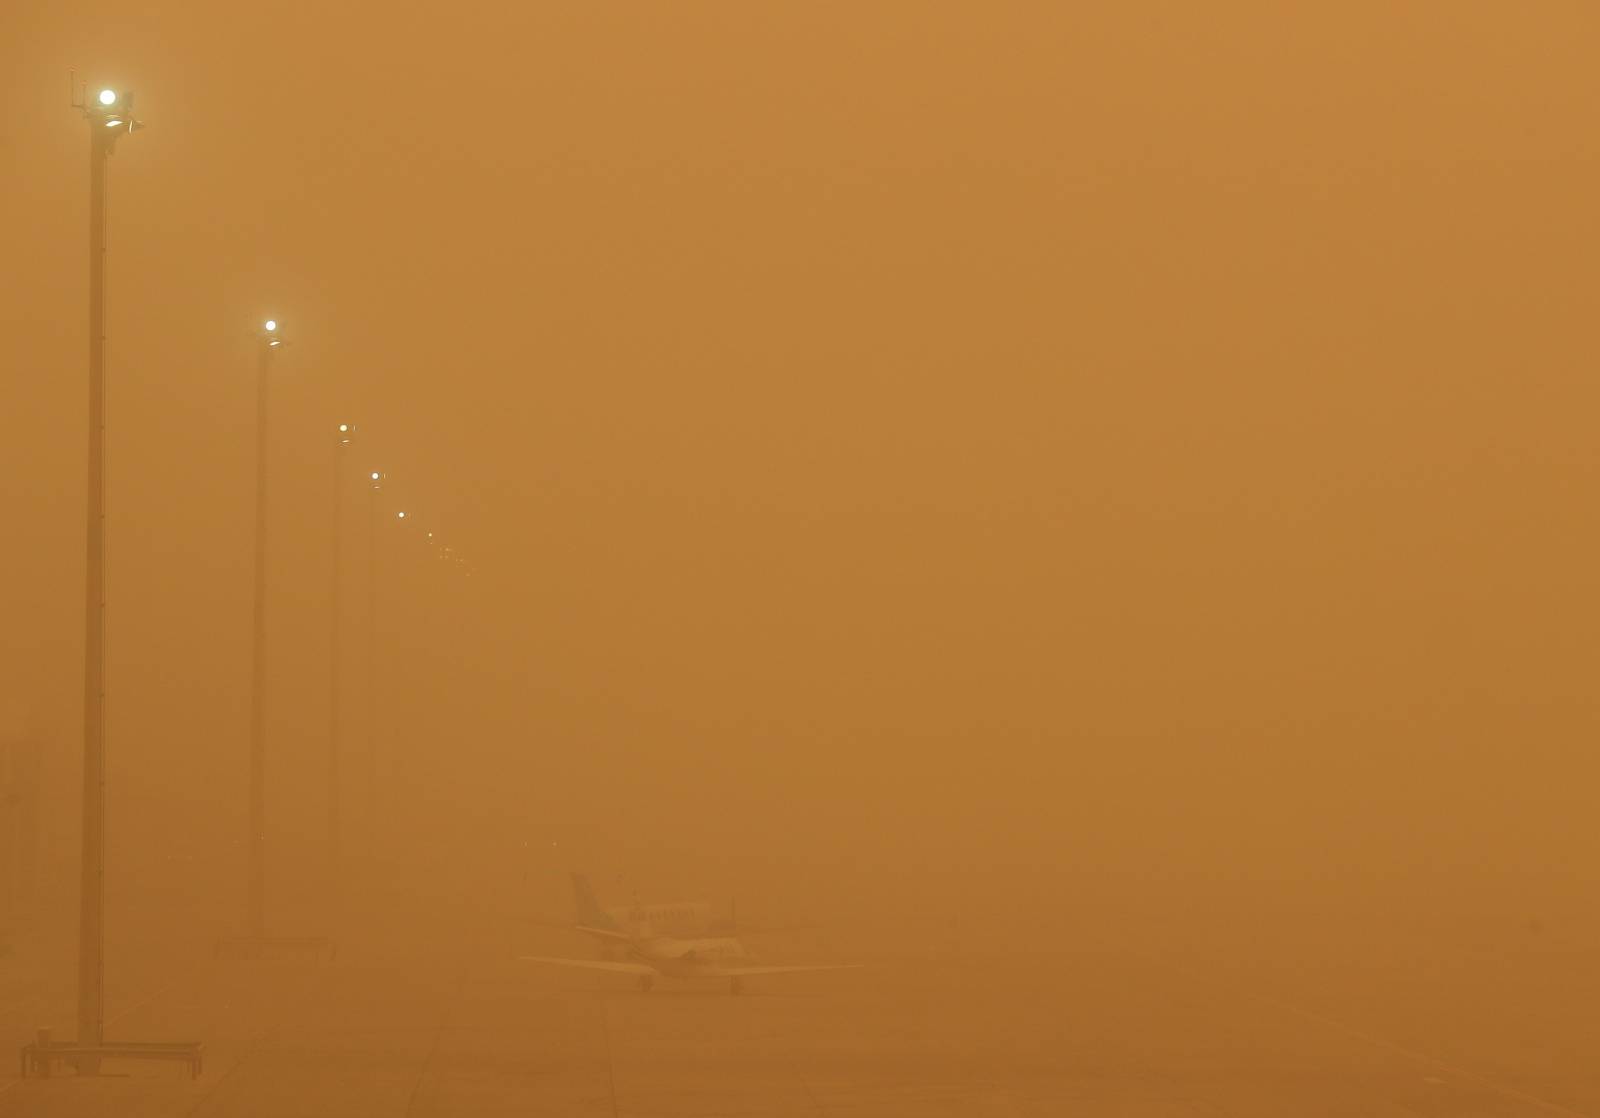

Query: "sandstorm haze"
<box><xmin>2</xmin><ymin>3</ymin><xmax>1599</xmax><ymax>1110</ymax></box>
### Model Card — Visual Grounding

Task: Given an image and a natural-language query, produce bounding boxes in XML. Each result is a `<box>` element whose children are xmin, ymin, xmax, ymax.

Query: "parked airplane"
<box><xmin>566</xmin><ymin>872</ymin><xmax>733</xmax><ymax>955</ymax></box>
<box><xmin>520</xmin><ymin>920</ymin><xmax>859</xmax><ymax>994</ymax></box>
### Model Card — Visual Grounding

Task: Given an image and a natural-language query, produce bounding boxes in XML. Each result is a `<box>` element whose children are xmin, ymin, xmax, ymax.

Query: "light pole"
<box><xmin>22</xmin><ymin>79</ymin><xmax>200</xmax><ymax>1081</ymax></box>
<box><xmin>246</xmin><ymin>319</ymin><xmax>281</xmax><ymax>941</ymax></box>
<box><xmin>214</xmin><ymin>324</ymin><xmax>332</xmax><ymax>963</ymax></box>
<box><xmin>76</xmin><ymin>83</ymin><xmax>139</xmax><ymax>1065</ymax></box>
<box><xmin>328</xmin><ymin>424</ymin><xmax>355</xmax><ymax>897</ymax></box>
<box><xmin>366</xmin><ymin>471</ymin><xmax>383</xmax><ymax>858</ymax></box>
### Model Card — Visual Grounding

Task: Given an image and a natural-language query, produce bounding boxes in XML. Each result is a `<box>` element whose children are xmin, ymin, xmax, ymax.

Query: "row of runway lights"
<box><xmin>261</xmin><ymin>320</ymin><xmax>478</xmax><ymax>581</ymax></box>
<box><xmin>82</xmin><ymin>90</ymin><xmax>477</xmax><ymax>582</ymax></box>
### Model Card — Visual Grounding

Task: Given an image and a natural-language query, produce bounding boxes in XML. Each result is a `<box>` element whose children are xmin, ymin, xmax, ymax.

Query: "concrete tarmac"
<box><xmin>3</xmin><ymin>924</ymin><xmax>1596</xmax><ymax>1117</ymax></box>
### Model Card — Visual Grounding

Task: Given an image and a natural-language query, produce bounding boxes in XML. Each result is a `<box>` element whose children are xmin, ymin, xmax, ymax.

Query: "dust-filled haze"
<box><xmin>2</xmin><ymin>3</ymin><xmax>1598</xmax><ymax>1113</ymax></box>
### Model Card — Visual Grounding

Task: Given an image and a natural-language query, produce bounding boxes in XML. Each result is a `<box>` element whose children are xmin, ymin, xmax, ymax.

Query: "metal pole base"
<box><xmin>21</xmin><ymin>1028</ymin><xmax>203</xmax><ymax>1079</ymax></box>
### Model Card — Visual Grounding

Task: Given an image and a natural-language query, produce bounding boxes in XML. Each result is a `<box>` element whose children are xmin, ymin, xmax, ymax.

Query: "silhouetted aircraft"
<box><xmin>520</xmin><ymin>914</ymin><xmax>860</xmax><ymax>994</ymax></box>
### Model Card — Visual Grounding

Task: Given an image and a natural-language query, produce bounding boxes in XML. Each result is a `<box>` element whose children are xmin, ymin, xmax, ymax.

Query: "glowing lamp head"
<box><xmin>397</xmin><ymin>511</ymin><xmax>407</xmax><ymax>520</ymax></box>
<box><xmin>370</xmin><ymin>472</ymin><xmax>381</xmax><ymax>481</ymax></box>
<box><xmin>98</xmin><ymin>89</ymin><xmax>117</xmax><ymax>106</ymax></box>
<box><xmin>263</xmin><ymin>319</ymin><xmax>277</xmax><ymax>333</ymax></box>
<box><xmin>338</xmin><ymin>424</ymin><xmax>349</xmax><ymax>433</ymax></box>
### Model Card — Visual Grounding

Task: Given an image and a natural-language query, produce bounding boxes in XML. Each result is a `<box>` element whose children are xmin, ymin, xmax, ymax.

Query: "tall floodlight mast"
<box><xmin>246</xmin><ymin>319</ymin><xmax>281</xmax><ymax>941</ymax></box>
<box><xmin>74</xmin><ymin>82</ymin><xmax>141</xmax><ymax>1070</ymax></box>
<box><xmin>22</xmin><ymin>76</ymin><xmax>200</xmax><ymax>1080</ymax></box>
<box><xmin>329</xmin><ymin>424</ymin><xmax>356</xmax><ymax>897</ymax></box>
<box><xmin>213</xmin><ymin>322</ymin><xmax>333</xmax><ymax>963</ymax></box>
<box><xmin>365</xmin><ymin>471</ymin><xmax>384</xmax><ymax>855</ymax></box>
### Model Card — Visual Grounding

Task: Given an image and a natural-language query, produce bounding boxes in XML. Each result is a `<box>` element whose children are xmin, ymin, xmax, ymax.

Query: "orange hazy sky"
<box><xmin>2</xmin><ymin>3</ymin><xmax>1597</xmax><ymax>932</ymax></box>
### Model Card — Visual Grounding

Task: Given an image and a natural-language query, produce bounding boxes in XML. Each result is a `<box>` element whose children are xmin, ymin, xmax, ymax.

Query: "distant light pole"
<box><xmin>75</xmin><ymin>82</ymin><xmax>141</xmax><ymax>1063</ymax></box>
<box><xmin>328</xmin><ymin>424</ymin><xmax>356</xmax><ymax>890</ymax></box>
<box><xmin>246</xmin><ymin>319</ymin><xmax>282</xmax><ymax>941</ymax></box>
<box><xmin>213</xmin><ymin>325</ymin><xmax>331</xmax><ymax>963</ymax></box>
<box><xmin>366</xmin><ymin>471</ymin><xmax>383</xmax><ymax>855</ymax></box>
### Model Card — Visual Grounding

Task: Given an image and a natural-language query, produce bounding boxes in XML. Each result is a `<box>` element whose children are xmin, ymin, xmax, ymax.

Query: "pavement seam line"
<box><xmin>1154</xmin><ymin>955</ymin><xmax>1592</xmax><ymax>1118</ymax></box>
<box><xmin>600</xmin><ymin>998</ymin><xmax>621</xmax><ymax>1118</ymax></box>
<box><xmin>1249</xmin><ymin>990</ymin><xmax>1593</xmax><ymax>1118</ymax></box>
<box><xmin>403</xmin><ymin>963</ymin><xmax>470</xmax><ymax>1118</ymax></box>
<box><xmin>184</xmin><ymin>1039</ymin><xmax>258</xmax><ymax>1118</ymax></box>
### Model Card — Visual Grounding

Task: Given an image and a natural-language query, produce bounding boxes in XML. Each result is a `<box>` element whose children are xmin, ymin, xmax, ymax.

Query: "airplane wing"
<box><xmin>704</xmin><ymin>964</ymin><xmax>865</xmax><ymax>978</ymax></box>
<box><xmin>518</xmin><ymin>955</ymin><xmax>657</xmax><ymax>977</ymax></box>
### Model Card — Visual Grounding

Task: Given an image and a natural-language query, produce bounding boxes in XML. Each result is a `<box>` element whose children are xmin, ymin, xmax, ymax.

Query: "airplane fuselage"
<box><xmin>604</xmin><ymin>902</ymin><xmax>725</xmax><ymax>937</ymax></box>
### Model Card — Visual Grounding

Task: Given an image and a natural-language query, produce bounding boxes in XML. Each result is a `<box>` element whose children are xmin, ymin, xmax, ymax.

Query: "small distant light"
<box><xmin>267</xmin><ymin>339</ymin><xmax>281</xmax><ymax>347</ymax></box>
<box><xmin>263</xmin><ymin>319</ymin><xmax>277</xmax><ymax>332</ymax></box>
<box><xmin>98</xmin><ymin>89</ymin><xmax>117</xmax><ymax>106</ymax></box>
<box><xmin>338</xmin><ymin>424</ymin><xmax>349</xmax><ymax>432</ymax></box>
<box><xmin>397</xmin><ymin>511</ymin><xmax>407</xmax><ymax>519</ymax></box>
<box><xmin>370</xmin><ymin>472</ymin><xmax>381</xmax><ymax>480</ymax></box>
<box><xmin>426</xmin><ymin>532</ymin><xmax>433</xmax><ymax>539</ymax></box>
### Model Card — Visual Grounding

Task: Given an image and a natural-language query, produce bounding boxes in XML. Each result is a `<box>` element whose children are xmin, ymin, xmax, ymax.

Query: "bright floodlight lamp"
<box><xmin>264</xmin><ymin>319</ymin><xmax>277</xmax><ymax>332</ymax></box>
<box><xmin>397</xmin><ymin>511</ymin><xmax>407</xmax><ymax>519</ymax></box>
<box><xmin>83</xmin><ymin>85</ymin><xmax>142</xmax><ymax>139</ymax></box>
<box><xmin>91</xmin><ymin>89</ymin><xmax>130</xmax><ymax>115</ymax></box>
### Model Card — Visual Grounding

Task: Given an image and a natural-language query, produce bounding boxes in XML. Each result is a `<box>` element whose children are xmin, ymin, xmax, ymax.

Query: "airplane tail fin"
<box><xmin>571</xmin><ymin>872</ymin><xmax>619</xmax><ymax>931</ymax></box>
